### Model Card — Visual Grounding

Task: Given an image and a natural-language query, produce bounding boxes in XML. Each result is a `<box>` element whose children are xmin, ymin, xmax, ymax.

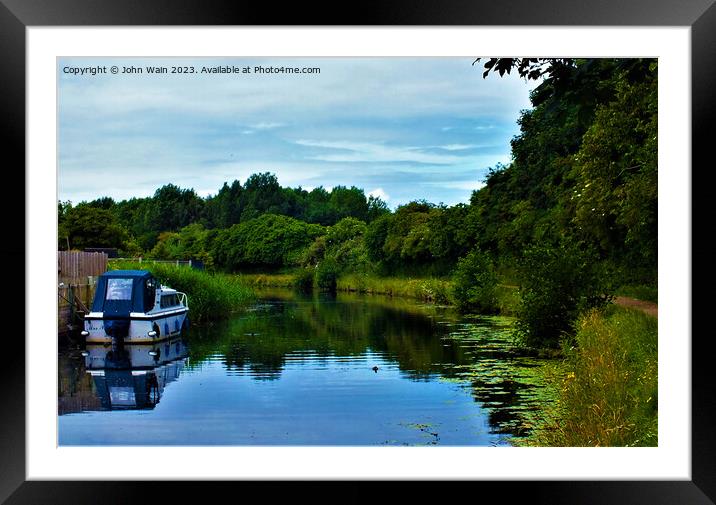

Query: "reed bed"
<box><xmin>109</xmin><ymin>260</ymin><xmax>255</xmax><ymax>322</ymax></box>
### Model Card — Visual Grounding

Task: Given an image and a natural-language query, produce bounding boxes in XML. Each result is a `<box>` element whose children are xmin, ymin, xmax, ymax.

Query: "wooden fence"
<box><xmin>58</xmin><ymin>278</ymin><xmax>99</xmax><ymax>334</ymax></box>
<box><xmin>58</xmin><ymin>251</ymin><xmax>108</xmax><ymax>284</ymax></box>
<box><xmin>58</xmin><ymin>251</ymin><xmax>107</xmax><ymax>335</ymax></box>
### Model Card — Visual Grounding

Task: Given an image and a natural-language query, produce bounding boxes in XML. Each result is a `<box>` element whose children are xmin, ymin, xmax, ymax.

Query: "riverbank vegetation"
<box><xmin>109</xmin><ymin>260</ymin><xmax>254</xmax><ymax>322</ymax></box>
<box><xmin>63</xmin><ymin>58</ymin><xmax>657</xmax><ymax>446</ymax></box>
<box><xmin>521</xmin><ymin>305</ymin><xmax>658</xmax><ymax>446</ymax></box>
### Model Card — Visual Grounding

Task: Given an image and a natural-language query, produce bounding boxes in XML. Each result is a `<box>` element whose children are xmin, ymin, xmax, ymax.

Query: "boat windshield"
<box><xmin>106</xmin><ymin>278</ymin><xmax>133</xmax><ymax>301</ymax></box>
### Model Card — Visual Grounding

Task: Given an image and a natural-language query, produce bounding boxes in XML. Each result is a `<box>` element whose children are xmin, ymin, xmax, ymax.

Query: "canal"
<box><xmin>58</xmin><ymin>289</ymin><xmax>556</xmax><ymax>446</ymax></box>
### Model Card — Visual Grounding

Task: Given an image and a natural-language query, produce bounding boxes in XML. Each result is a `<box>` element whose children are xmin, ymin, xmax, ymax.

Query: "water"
<box><xmin>58</xmin><ymin>289</ymin><xmax>555</xmax><ymax>446</ymax></box>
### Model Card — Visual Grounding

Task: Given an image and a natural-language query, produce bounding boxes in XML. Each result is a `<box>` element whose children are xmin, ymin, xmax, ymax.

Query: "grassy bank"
<box><xmin>240</xmin><ymin>273</ymin><xmax>296</xmax><ymax>288</ymax></box>
<box><xmin>521</xmin><ymin>305</ymin><xmax>658</xmax><ymax>446</ymax></box>
<box><xmin>109</xmin><ymin>260</ymin><xmax>255</xmax><ymax>322</ymax></box>
<box><xmin>337</xmin><ymin>274</ymin><xmax>452</xmax><ymax>304</ymax></box>
<box><xmin>237</xmin><ymin>270</ymin><xmax>521</xmax><ymax>313</ymax></box>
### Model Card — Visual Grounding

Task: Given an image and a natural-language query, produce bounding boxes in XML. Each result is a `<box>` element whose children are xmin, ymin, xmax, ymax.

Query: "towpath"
<box><xmin>614</xmin><ymin>296</ymin><xmax>658</xmax><ymax>318</ymax></box>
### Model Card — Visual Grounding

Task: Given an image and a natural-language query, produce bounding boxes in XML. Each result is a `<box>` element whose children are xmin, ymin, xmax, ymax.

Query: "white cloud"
<box><xmin>250</xmin><ymin>122</ymin><xmax>285</xmax><ymax>130</ymax></box>
<box><xmin>438</xmin><ymin>144</ymin><xmax>477</xmax><ymax>151</ymax></box>
<box><xmin>368</xmin><ymin>188</ymin><xmax>390</xmax><ymax>201</ymax></box>
<box><xmin>294</xmin><ymin>139</ymin><xmax>462</xmax><ymax>165</ymax></box>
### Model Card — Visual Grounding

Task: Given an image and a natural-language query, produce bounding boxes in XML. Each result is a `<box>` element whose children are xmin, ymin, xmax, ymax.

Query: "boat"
<box><xmin>81</xmin><ymin>270</ymin><xmax>189</xmax><ymax>344</ymax></box>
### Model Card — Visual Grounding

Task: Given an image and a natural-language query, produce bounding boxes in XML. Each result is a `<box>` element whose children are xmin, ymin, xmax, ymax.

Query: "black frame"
<box><xmin>2</xmin><ymin>1</ymin><xmax>711</xmax><ymax>503</ymax></box>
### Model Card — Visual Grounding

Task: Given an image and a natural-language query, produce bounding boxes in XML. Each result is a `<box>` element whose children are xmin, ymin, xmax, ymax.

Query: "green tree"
<box><xmin>240</xmin><ymin>173</ymin><xmax>286</xmax><ymax>221</ymax></box>
<box><xmin>60</xmin><ymin>204</ymin><xmax>130</xmax><ymax>250</ymax></box>
<box><xmin>212</xmin><ymin>214</ymin><xmax>325</xmax><ymax>270</ymax></box>
<box><xmin>329</xmin><ymin>186</ymin><xmax>369</xmax><ymax>222</ymax></box>
<box><xmin>451</xmin><ymin>248</ymin><xmax>498</xmax><ymax>313</ymax></box>
<box><xmin>145</xmin><ymin>184</ymin><xmax>205</xmax><ymax>233</ymax></box>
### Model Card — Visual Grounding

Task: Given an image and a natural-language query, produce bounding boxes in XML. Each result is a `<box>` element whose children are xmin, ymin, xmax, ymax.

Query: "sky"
<box><xmin>58</xmin><ymin>57</ymin><xmax>537</xmax><ymax>209</ymax></box>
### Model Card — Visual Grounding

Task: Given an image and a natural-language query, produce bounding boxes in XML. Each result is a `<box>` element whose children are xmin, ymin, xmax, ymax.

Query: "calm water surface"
<box><xmin>58</xmin><ymin>290</ymin><xmax>554</xmax><ymax>445</ymax></box>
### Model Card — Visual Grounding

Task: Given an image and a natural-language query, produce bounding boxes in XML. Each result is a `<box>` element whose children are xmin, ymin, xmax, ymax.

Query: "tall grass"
<box><xmin>109</xmin><ymin>260</ymin><xmax>255</xmax><ymax>322</ymax></box>
<box><xmin>337</xmin><ymin>274</ymin><xmax>452</xmax><ymax>304</ymax></box>
<box><xmin>524</xmin><ymin>305</ymin><xmax>658</xmax><ymax>446</ymax></box>
<box><xmin>240</xmin><ymin>273</ymin><xmax>296</xmax><ymax>288</ymax></box>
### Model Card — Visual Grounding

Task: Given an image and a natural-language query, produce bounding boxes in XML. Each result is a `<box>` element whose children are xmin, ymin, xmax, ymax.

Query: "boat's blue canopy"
<box><xmin>101</xmin><ymin>270</ymin><xmax>154</xmax><ymax>279</ymax></box>
<box><xmin>92</xmin><ymin>270</ymin><xmax>157</xmax><ymax>315</ymax></box>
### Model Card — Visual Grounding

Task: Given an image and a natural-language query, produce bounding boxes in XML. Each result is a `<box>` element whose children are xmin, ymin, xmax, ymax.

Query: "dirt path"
<box><xmin>614</xmin><ymin>296</ymin><xmax>658</xmax><ymax>318</ymax></box>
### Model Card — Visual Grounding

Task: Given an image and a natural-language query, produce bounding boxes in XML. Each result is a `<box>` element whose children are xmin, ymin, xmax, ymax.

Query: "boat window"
<box><xmin>106</xmin><ymin>278</ymin><xmax>133</xmax><ymax>300</ymax></box>
<box><xmin>160</xmin><ymin>294</ymin><xmax>179</xmax><ymax>308</ymax></box>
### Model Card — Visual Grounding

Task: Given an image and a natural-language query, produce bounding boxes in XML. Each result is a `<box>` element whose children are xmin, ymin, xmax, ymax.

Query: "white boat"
<box><xmin>82</xmin><ymin>270</ymin><xmax>189</xmax><ymax>343</ymax></box>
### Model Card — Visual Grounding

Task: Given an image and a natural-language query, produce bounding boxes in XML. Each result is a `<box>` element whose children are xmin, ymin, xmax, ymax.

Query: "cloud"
<box><xmin>294</xmin><ymin>139</ymin><xmax>463</xmax><ymax>165</ymax></box>
<box><xmin>438</xmin><ymin>144</ymin><xmax>478</xmax><ymax>151</ymax></box>
<box><xmin>368</xmin><ymin>187</ymin><xmax>390</xmax><ymax>201</ymax></box>
<box><xmin>250</xmin><ymin>122</ymin><xmax>285</xmax><ymax>130</ymax></box>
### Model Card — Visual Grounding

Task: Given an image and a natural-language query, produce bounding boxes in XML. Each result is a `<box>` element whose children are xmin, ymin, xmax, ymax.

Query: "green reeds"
<box><xmin>109</xmin><ymin>260</ymin><xmax>255</xmax><ymax>322</ymax></box>
<box><xmin>336</xmin><ymin>274</ymin><xmax>452</xmax><ymax>304</ymax></box>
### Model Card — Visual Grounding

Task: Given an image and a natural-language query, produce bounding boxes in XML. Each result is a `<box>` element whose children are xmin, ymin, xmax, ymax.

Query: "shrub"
<box><xmin>293</xmin><ymin>267</ymin><xmax>315</xmax><ymax>293</ymax></box>
<box><xmin>315</xmin><ymin>258</ymin><xmax>339</xmax><ymax>292</ymax></box>
<box><xmin>211</xmin><ymin>214</ymin><xmax>325</xmax><ymax>270</ymax></box>
<box><xmin>515</xmin><ymin>241</ymin><xmax>612</xmax><ymax>348</ymax></box>
<box><xmin>451</xmin><ymin>248</ymin><xmax>498</xmax><ymax>313</ymax></box>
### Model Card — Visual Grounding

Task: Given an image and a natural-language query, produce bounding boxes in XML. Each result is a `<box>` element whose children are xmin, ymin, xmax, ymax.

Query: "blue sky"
<box><xmin>58</xmin><ymin>57</ymin><xmax>537</xmax><ymax>208</ymax></box>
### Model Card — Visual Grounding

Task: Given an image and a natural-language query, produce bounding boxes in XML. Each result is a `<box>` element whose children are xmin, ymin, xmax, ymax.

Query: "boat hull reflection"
<box><xmin>84</xmin><ymin>338</ymin><xmax>188</xmax><ymax>410</ymax></box>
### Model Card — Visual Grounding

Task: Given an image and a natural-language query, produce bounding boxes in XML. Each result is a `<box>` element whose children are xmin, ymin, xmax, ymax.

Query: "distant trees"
<box><xmin>59</xmin><ymin>173</ymin><xmax>389</xmax><ymax>259</ymax></box>
<box><xmin>58</xmin><ymin>204</ymin><xmax>129</xmax><ymax>250</ymax></box>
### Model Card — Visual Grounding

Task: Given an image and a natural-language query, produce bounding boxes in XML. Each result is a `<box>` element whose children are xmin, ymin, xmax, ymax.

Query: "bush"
<box><xmin>293</xmin><ymin>267</ymin><xmax>315</xmax><ymax>293</ymax></box>
<box><xmin>515</xmin><ymin>241</ymin><xmax>612</xmax><ymax>348</ymax></box>
<box><xmin>315</xmin><ymin>258</ymin><xmax>339</xmax><ymax>292</ymax></box>
<box><xmin>451</xmin><ymin>248</ymin><xmax>498</xmax><ymax>313</ymax></box>
<box><xmin>211</xmin><ymin>214</ymin><xmax>325</xmax><ymax>270</ymax></box>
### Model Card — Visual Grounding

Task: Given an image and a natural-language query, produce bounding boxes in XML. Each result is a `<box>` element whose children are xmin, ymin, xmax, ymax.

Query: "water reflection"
<box><xmin>69</xmin><ymin>338</ymin><xmax>187</xmax><ymax>412</ymax></box>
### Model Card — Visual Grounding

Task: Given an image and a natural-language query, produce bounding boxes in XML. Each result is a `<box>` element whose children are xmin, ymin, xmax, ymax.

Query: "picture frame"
<box><xmin>2</xmin><ymin>0</ymin><xmax>711</xmax><ymax>502</ymax></box>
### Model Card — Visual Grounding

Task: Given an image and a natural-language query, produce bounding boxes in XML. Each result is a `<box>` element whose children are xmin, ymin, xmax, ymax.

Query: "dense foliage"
<box><xmin>451</xmin><ymin>248</ymin><xmax>498</xmax><ymax>313</ymax></box>
<box><xmin>61</xmin><ymin>58</ymin><xmax>657</xmax><ymax>347</ymax></box>
<box><xmin>210</xmin><ymin>214</ymin><xmax>325</xmax><ymax>270</ymax></box>
<box><xmin>515</xmin><ymin>242</ymin><xmax>612</xmax><ymax>348</ymax></box>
